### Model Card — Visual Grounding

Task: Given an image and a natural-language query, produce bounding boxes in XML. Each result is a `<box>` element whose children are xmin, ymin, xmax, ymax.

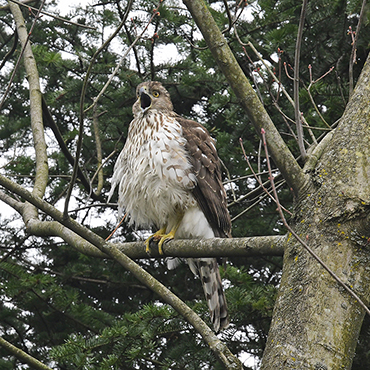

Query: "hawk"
<box><xmin>109</xmin><ymin>81</ymin><xmax>231</xmax><ymax>332</ymax></box>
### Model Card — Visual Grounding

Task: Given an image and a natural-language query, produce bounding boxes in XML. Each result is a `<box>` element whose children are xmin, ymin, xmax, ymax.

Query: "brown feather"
<box><xmin>111</xmin><ymin>81</ymin><xmax>231</xmax><ymax>332</ymax></box>
<box><xmin>177</xmin><ymin>116</ymin><xmax>232</xmax><ymax>238</ymax></box>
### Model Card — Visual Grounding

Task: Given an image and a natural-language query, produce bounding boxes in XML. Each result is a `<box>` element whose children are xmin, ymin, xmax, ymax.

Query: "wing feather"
<box><xmin>177</xmin><ymin>116</ymin><xmax>231</xmax><ymax>238</ymax></box>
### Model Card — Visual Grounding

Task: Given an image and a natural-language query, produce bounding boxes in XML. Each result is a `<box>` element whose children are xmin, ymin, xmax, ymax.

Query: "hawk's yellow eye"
<box><xmin>152</xmin><ymin>90</ymin><xmax>159</xmax><ymax>98</ymax></box>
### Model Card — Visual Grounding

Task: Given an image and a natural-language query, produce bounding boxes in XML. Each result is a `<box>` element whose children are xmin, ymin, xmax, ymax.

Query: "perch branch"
<box><xmin>0</xmin><ymin>173</ymin><xmax>242</xmax><ymax>369</ymax></box>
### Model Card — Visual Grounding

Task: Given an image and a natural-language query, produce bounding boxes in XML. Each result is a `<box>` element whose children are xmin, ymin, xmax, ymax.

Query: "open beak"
<box><xmin>139</xmin><ymin>87</ymin><xmax>152</xmax><ymax>111</ymax></box>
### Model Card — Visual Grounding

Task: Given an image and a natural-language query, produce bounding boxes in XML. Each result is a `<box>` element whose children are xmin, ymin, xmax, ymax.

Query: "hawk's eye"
<box><xmin>152</xmin><ymin>90</ymin><xmax>160</xmax><ymax>98</ymax></box>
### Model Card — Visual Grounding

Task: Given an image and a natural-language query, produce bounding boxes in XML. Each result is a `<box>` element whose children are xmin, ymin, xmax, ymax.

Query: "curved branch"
<box><xmin>0</xmin><ymin>173</ymin><xmax>242</xmax><ymax>369</ymax></box>
<box><xmin>0</xmin><ymin>337</ymin><xmax>52</xmax><ymax>370</ymax></box>
<box><xmin>182</xmin><ymin>0</ymin><xmax>308</xmax><ymax>196</ymax></box>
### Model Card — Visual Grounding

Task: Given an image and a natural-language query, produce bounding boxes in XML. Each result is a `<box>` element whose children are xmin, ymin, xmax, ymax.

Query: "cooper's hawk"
<box><xmin>109</xmin><ymin>81</ymin><xmax>231</xmax><ymax>332</ymax></box>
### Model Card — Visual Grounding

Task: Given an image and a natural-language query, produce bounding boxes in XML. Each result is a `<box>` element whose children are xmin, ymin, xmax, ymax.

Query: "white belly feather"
<box><xmin>109</xmin><ymin>111</ymin><xmax>214</xmax><ymax>239</ymax></box>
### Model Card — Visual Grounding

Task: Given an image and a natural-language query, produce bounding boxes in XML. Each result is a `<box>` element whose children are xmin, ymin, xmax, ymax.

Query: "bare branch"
<box><xmin>239</xmin><ymin>138</ymin><xmax>292</xmax><ymax>216</ymax></box>
<box><xmin>91</xmin><ymin>105</ymin><xmax>104</xmax><ymax>196</ymax></box>
<box><xmin>0</xmin><ymin>337</ymin><xmax>53</xmax><ymax>370</ymax></box>
<box><xmin>0</xmin><ymin>173</ymin><xmax>243</xmax><ymax>369</ymax></box>
<box><xmin>183</xmin><ymin>0</ymin><xmax>308</xmax><ymax>196</ymax></box>
<box><xmin>84</xmin><ymin>4</ymin><xmax>161</xmax><ymax>113</ymax></box>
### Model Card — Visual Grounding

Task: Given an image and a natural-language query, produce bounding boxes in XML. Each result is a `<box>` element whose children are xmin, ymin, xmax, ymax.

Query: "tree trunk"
<box><xmin>261</xmin><ymin>55</ymin><xmax>370</xmax><ymax>369</ymax></box>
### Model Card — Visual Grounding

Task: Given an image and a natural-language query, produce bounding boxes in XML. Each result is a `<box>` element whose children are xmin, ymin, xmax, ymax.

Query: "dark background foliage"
<box><xmin>0</xmin><ymin>0</ymin><xmax>369</xmax><ymax>368</ymax></box>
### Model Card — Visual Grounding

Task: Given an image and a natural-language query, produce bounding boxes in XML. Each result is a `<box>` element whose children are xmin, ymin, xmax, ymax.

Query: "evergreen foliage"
<box><xmin>0</xmin><ymin>0</ymin><xmax>369</xmax><ymax>368</ymax></box>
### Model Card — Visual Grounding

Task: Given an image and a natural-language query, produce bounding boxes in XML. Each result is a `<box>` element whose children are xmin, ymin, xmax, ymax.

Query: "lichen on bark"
<box><xmin>261</xmin><ymin>54</ymin><xmax>370</xmax><ymax>369</ymax></box>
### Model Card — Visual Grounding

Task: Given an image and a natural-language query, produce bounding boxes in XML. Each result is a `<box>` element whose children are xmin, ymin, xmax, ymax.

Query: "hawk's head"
<box><xmin>132</xmin><ymin>81</ymin><xmax>173</xmax><ymax>117</ymax></box>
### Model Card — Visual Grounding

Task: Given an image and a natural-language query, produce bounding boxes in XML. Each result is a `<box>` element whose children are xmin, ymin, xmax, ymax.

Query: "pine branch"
<box><xmin>0</xmin><ymin>173</ymin><xmax>243</xmax><ymax>369</ymax></box>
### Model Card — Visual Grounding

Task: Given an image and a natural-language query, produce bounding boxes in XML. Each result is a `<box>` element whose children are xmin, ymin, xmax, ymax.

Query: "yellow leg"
<box><xmin>145</xmin><ymin>213</ymin><xmax>184</xmax><ymax>255</ymax></box>
<box><xmin>156</xmin><ymin>215</ymin><xmax>183</xmax><ymax>254</ymax></box>
<box><xmin>145</xmin><ymin>226</ymin><xmax>167</xmax><ymax>254</ymax></box>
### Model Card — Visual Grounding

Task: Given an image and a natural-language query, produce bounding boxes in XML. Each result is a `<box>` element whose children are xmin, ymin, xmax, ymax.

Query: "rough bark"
<box><xmin>261</xmin><ymin>54</ymin><xmax>370</xmax><ymax>369</ymax></box>
<box><xmin>182</xmin><ymin>0</ymin><xmax>370</xmax><ymax>368</ymax></box>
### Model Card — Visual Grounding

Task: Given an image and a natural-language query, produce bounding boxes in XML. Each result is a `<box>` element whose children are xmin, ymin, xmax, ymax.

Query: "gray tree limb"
<box><xmin>0</xmin><ymin>173</ymin><xmax>243</xmax><ymax>369</ymax></box>
<box><xmin>182</xmin><ymin>0</ymin><xmax>308</xmax><ymax>196</ymax></box>
<box><xmin>0</xmin><ymin>337</ymin><xmax>53</xmax><ymax>370</ymax></box>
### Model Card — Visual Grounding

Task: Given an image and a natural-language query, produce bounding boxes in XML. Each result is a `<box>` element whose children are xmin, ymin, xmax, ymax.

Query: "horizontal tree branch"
<box><xmin>0</xmin><ymin>173</ymin><xmax>242</xmax><ymax>369</ymax></box>
<box><xmin>29</xmin><ymin>219</ymin><xmax>287</xmax><ymax>259</ymax></box>
<box><xmin>0</xmin><ymin>184</ymin><xmax>285</xmax><ymax>259</ymax></box>
<box><xmin>117</xmin><ymin>235</ymin><xmax>285</xmax><ymax>259</ymax></box>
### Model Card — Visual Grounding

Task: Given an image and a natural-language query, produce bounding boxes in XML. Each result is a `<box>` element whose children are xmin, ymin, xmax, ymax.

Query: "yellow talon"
<box><xmin>157</xmin><ymin>229</ymin><xmax>177</xmax><ymax>254</ymax></box>
<box><xmin>145</xmin><ymin>227</ymin><xmax>167</xmax><ymax>254</ymax></box>
<box><xmin>145</xmin><ymin>214</ymin><xmax>183</xmax><ymax>255</ymax></box>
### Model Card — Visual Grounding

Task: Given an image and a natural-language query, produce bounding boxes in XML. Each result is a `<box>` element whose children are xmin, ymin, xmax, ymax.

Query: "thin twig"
<box><xmin>230</xmin><ymin>180</ymin><xmax>286</xmax><ymax>222</ymax></box>
<box><xmin>220</xmin><ymin>158</ymin><xmax>237</xmax><ymax>202</ymax></box>
<box><xmin>247</xmin><ymin>42</ymin><xmax>317</xmax><ymax>145</ymax></box>
<box><xmin>223</xmin><ymin>170</ymin><xmax>279</xmax><ymax>185</ymax></box>
<box><xmin>228</xmin><ymin>177</ymin><xmax>283</xmax><ymax>208</ymax></box>
<box><xmin>239</xmin><ymin>138</ymin><xmax>292</xmax><ymax>215</ymax></box>
<box><xmin>63</xmin><ymin>0</ymin><xmax>135</xmax><ymax>218</ymax></box>
<box><xmin>84</xmin><ymin>3</ymin><xmax>161</xmax><ymax>113</ymax></box>
<box><xmin>105</xmin><ymin>213</ymin><xmax>127</xmax><ymax>241</ymax></box>
<box><xmin>222</xmin><ymin>0</ymin><xmax>247</xmax><ymax>34</ymax></box>
<box><xmin>306</xmin><ymin>64</ymin><xmax>334</xmax><ymax>128</ymax></box>
<box><xmin>7</xmin><ymin>0</ymin><xmax>96</xmax><ymax>29</ymax></box>
<box><xmin>261</xmin><ymin>128</ymin><xmax>370</xmax><ymax>317</ymax></box>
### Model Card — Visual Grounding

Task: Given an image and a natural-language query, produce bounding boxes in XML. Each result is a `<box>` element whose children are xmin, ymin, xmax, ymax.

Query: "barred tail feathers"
<box><xmin>188</xmin><ymin>257</ymin><xmax>229</xmax><ymax>332</ymax></box>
